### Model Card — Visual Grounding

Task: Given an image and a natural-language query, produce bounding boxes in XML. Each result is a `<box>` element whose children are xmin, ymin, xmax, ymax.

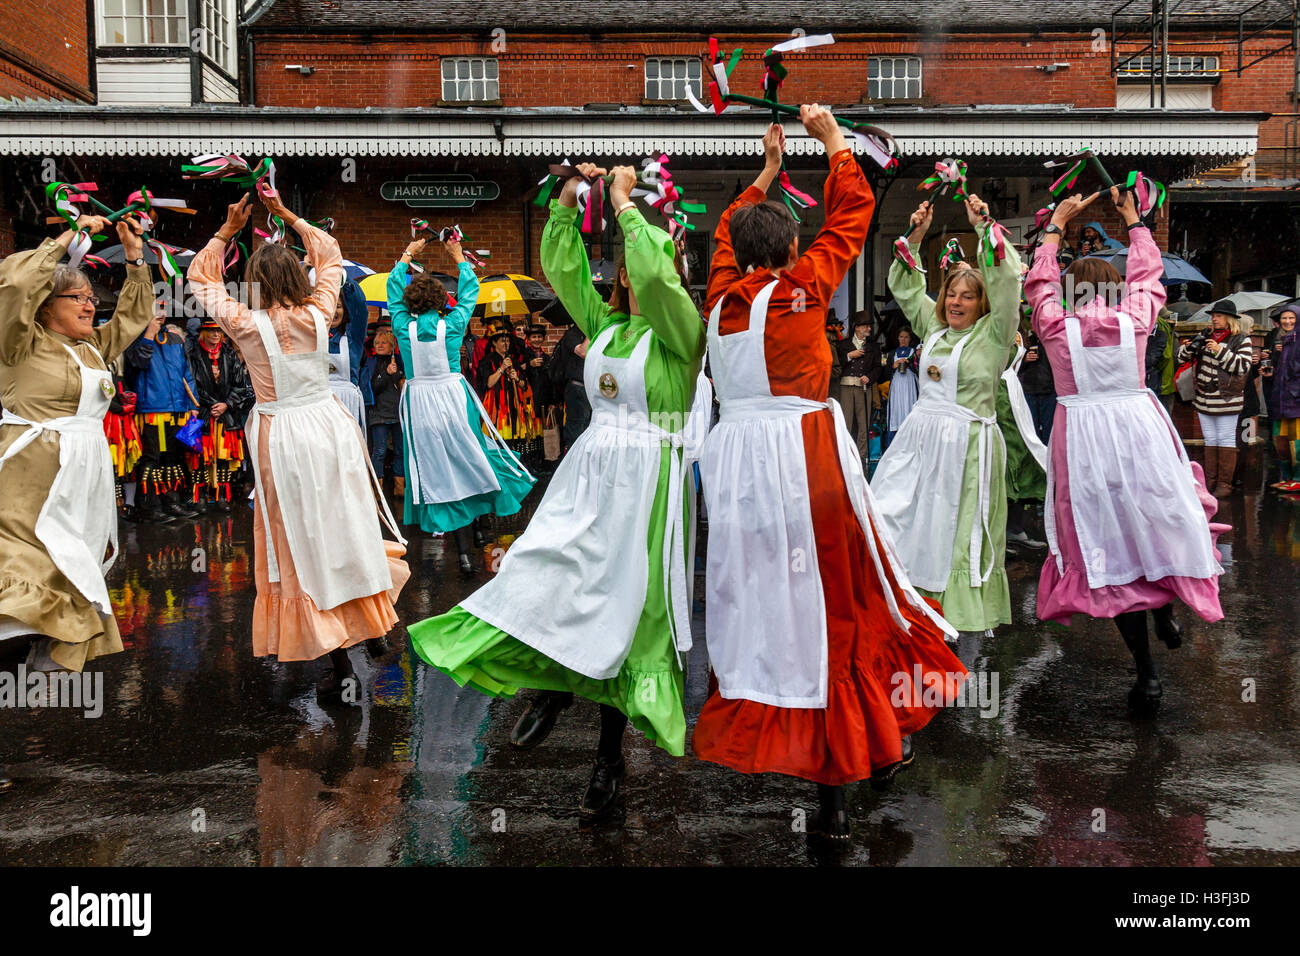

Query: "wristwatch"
<box><xmin>128</xmin><ymin>256</ymin><xmax>146</xmax><ymax>267</ymax></box>
<box><xmin>1043</xmin><ymin>224</ymin><xmax>1064</xmax><ymax>237</ymax></box>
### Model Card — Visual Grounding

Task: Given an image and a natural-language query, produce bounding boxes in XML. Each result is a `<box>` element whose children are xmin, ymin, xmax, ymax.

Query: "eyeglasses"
<box><xmin>57</xmin><ymin>294</ymin><xmax>101</xmax><ymax>307</ymax></box>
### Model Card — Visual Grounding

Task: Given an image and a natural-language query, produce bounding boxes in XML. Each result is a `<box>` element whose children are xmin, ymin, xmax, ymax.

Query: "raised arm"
<box><xmin>92</xmin><ymin>217</ymin><xmax>154</xmax><ymax>364</ymax></box>
<box><xmin>437</xmin><ymin>241</ymin><xmax>478</xmax><ymax>342</ymax></box>
<box><xmin>886</xmin><ymin>201</ymin><xmax>939</xmax><ymax>341</ymax></box>
<box><xmin>706</xmin><ymin>123</ymin><xmax>786</xmax><ymax>311</ymax></box>
<box><xmin>540</xmin><ymin>171</ymin><xmax>612</xmax><ymax>340</ymax></box>
<box><xmin>611</xmin><ymin>166</ymin><xmax>704</xmax><ymax>363</ymax></box>
<box><xmin>785</xmin><ymin>154</ymin><xmax>875</xmax><ymax>309</ymax></box>
<box><xmin>968</xmin><ymin>194</ymin><xmax>1023</xmax><ymax>352</ymax></box>
<box><xmin>1025</xmin><ymin>236</ymin><xmax>1067</xmax><ymax>348</ymax></box>
<box><xmin>386</xmin><ymin>257</ymin><xmax>415</xmax><ymax>375</ymax></box>
<box><xmin>1116</xmin><ymin>218</ymin><xmax>1166</xmax><ymax>332</ymax></box>
<box><xmin>188</xmin><ymin>195</ymin><xmax>254</xmax><ymax>337</ymax></box>
<box><xmin>298</xmin><ymin>221</ymin><xmax>342</xmax><ymax>320</ymax></box>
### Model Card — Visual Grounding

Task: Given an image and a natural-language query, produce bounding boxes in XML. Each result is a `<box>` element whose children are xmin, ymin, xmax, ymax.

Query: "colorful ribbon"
<box><xmin>979</xmin><ymin>218</ymin><xmax>1012</xmax><ymax>268</ymax></box>
<box><xmin>940</xmin><ymin>238</ymin><xmax>965</xmax><ymax>271</ymax></box>
<box><xmin>1125</xmin><ymin>170</ymin><xmax>1167</xmax><ymax>217</ymax></box>
<box><xmin>919</xmin><ymin>158</ymin><xmax>969</xmax><ymax>202</ymax></box>
<box><xmin>254</xmin><ymin>213</ymin><xmax>286</xmax><ymax>245</ymax></box>
<box><xmin>893</xmin><ymin>236</ymin><xmax>924</xmax><ymax>274</ymax></box>
<box><xmin>183</xmin><ymin>154</ymin><xmax>276</xmax><ymax>193</ymax></box>
<box><xmin>631</xmin><ymin>154</ymin><xmax>708</xmax><ymax>238</ymax></box>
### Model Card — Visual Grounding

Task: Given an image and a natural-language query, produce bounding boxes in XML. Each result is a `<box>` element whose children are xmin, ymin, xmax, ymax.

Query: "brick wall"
<box><xmin>0</xmin><ymin>0</ymin><xmax>92</xmax><ymax>101</ymax></box>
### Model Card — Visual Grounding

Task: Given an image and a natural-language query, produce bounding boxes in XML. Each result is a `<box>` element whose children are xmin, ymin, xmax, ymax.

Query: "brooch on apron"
<box><xmin>927</xmin><ymin>364</ymin><xmax>943</xmax><ymax>381</ymax></box>
<box><xmin>100</xmin><ymin>379</ymin><xmax>116</xmax><ymax>398</ymax></box>
<box><xmin>598</xmin><ymin>372</ymin><xmax>619</xmax><ymax>398</ymax></box>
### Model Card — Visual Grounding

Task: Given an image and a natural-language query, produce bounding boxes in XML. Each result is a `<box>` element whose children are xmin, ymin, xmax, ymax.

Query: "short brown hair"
<box><xmin>246</xmin><ymin>243</ymin><xmax>311</xmax><ymax>310</ymax></box>
<box><xmin>404</xmin><ymin>273</ymin><xmax>449</xmax><ymax>315</ymax></box>
<box><xmin>729</xmin><ymin>200</ymin><xmax>797</xmax><ymax>272</ymax></box>
<box><xmin>933</xmin><ymin>269</ymin><xmax>990</xmax><ymax>327</ymax></box>
<box><xmin>1064</xmin><ymin>257</ymin><xmax>1124</xmax><ymax>312</ymax></box>
<box><xmin>36</xmin><ymin>264</ymin><xmax>91</xmax><ymax>322</ymax></box>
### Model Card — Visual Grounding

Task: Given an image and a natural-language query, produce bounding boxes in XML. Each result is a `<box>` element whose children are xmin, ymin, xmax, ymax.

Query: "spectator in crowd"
<box><xmin>366</xmin><ymin>327</ymin><xmax>405</xmax><ymax>497</ymax></box>
<box><xmin>126</xmin><ymin>297</ymin><xmax>200</xmax><ymax>522</ymax></box>
<box><xmin>1177</xmin><ymin>300</ymin><xmax>1254</xmax><ymax>497</ymax></box>
<box><xmin>823</xmin><ymin>317</ymin><xmax>843</xmax><ymax>402</ymax></box>
<box><xmin>1076</xmin><ymin>221</ymin><xmax>1124</xmax><ymax>259</ymax></box>
<box><xmin>1146</xmin><ymin>307</ymin><xmax>1178</xmax><ymax>413</ymax></box>
<box><xmin>186</xmin><ymin>318</ymin><xmax>254</xmax><ymax>511</ymax></box>
<box><xmin>547</xmin><ymin>322</ymin><xmax>591</xmax><ymax>454</ymax></box>
<box><xmin>836</xmin><ymin>311</ymin><xmax>882</xmax><ymax>460</ymax></box>
<box><xmin>885</xmin><ymin>325</ymin><xmax>919</xmax><ymax>448</ymax></box>
<box><xmin>477</xmin><ymin>325</ymin><xmax>542</xmax><ymax>461</ymax></box>
<box><xmin>1263</xmin><ymin>306</ymin><xmax>1300</xmax><ymax>490</ymax></box>
<box><xmin>1019</xmin><ymin>328</ymin><xmax>1057</xmax><ymax>446</ymax></box>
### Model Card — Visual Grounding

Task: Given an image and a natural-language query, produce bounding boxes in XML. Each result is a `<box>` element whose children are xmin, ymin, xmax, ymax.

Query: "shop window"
<box><xmin>441</xmin><ymin>57</ymin><xmax>500</xmax><ymax>102</ymax></box>
<box><xmin>98</xmin><ymin>0</ymin><xmax>188</xmax><ymax>46</ymax></box>
<box><xmin>645</xmin><ymin>58</ymin><xmax>702</xmax><ymax>101</ymax></box>
<box><xmin>868</xmin><ymin>56</ymin><xmax>921</xmax><ymax>100</ymax></box>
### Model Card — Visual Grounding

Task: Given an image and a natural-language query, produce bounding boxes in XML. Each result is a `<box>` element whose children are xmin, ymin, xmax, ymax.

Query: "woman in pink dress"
<box><xmin>1025</xmin><ymin>188</ymin><xmax>1225</xmax><ymax>715</ymax></box>
<box><xmin>188</xmin><ymin>191</ymin><xmax>410</xmax><ymax>704</ymax></box>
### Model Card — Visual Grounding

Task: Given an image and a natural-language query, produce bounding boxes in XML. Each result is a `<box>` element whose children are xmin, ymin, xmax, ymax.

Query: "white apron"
<box><xmin>327</xmin><ymin>334</ymin><xmax>366</xmax><ymax>431</ymax></box>
<box><xmin>460</xmin><ymin>322</ymin><xmax>695</xmax><ymax>679</ymax></box>
<box><xmin>1045</xmin><ymin>311</ymin><xmax>1220</xmax><ymax>588</ymax></box>
<box><xmin>871</xmin><ymin>327</ymin><xmax>1004</xmax><ymax>592</ymax></box>
<box><xmin>0</xmin><ymin>341</ymin><xmax>117</xmax><ymax>616</ymax></box>
<box><xmin>1001</xmin><ymin>343</ymin><xmax>1049</xmax><ymax>471</ymax></box>
<box><xmin>244</xmin><ymin>306</ymin><xmax>406</xmax><ymax>611</ymax></box>
<box><xmin>702</xmin><ymin>283</ymin><xmax>953</xmax><ymax>709</ymax></box>
<box><xmin>400</xmin><ymin>318</ymin><xmax>528</xmax><ymax>506</ymax></box>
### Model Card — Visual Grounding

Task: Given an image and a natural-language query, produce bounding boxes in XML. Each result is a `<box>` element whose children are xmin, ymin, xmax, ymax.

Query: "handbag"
<box><xmin>1175</xmin><ymin>361</ymin><xmax>1196</xmax><ymax>402</ymax></box>
<box><xmin>1215</xmin><ymin>334</ymin><xmax>1248</xmax><ymax>399</ymax></box>
<box><xmin>175</xmin><ymin>414</ymin><xmax>204</xmax><ymax>450</ymax></box>
<box><xmin>542</xmin><ymin>408</ymin><xmax>561</xmax><ymax>461</ymax></box>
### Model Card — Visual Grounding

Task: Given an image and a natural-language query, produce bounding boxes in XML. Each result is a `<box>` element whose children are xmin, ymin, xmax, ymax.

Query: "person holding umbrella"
<box><xmin>409</xmin><ymin>161</ymin><xmax>706</xmax><ymax>821</ymax></box>
<box><xmin>386</xmin><ymin>233</ymin><xmax>533</xmax><ymax>574</ymax></box>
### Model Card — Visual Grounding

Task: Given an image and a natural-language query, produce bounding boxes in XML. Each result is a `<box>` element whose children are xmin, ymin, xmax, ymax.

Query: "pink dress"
<box><xmin>1025</xmin><ymin>226</ymin><xmax>1226</xmax><ymax>624</ymax></box>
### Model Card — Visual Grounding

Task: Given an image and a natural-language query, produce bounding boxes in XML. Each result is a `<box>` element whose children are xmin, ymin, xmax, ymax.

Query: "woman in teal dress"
<box><xmin>871</xmin><ymin>194</ymin><xmax>1023</xmax><ymax>632</ymax></box>
<box><xmin>386</xmin><ymin>234</ymin><xmax>534</xmax><ymax>574</ymax></box>
<box><xmin>408</xmin><ymin>163</ymin><xmax>705</xmax><ymax>820</ymax></box>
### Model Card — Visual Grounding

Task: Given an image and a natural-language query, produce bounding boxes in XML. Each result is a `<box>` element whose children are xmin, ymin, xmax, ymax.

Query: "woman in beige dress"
<box><xmin>0</xmin><ymin>214</ymin><xmax>152</xmax><ymax>789</ymax></box>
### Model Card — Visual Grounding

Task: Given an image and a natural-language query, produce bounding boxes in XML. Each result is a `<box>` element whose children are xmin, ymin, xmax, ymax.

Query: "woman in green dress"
<box><xmin>408</xmin><ymin>163</ymin><xmax>705</xmax><ymax>820</ymax></box>
<box><xmin>871</xmin><ymin>194</ymin><xmax>1023</xmax><ymax>632</ymax></box>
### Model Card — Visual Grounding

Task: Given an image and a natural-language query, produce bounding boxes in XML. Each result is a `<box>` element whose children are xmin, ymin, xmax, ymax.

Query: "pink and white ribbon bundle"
<box><xmin>631</xmin><ymin>154</ymin><xmax>708</xmax><ymax>239</ymax></box>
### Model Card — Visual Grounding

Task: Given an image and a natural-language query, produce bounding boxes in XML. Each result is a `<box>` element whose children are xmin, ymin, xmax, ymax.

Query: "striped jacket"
<box><xmin>1178</xmin><ymin>332</ymin><xmax>1253</xmax><ymax>416</ymax></box>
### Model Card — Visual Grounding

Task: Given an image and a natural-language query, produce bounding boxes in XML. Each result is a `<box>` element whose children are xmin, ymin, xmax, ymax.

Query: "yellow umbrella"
<box><xmin>359</xmin><ymin>270</ymin><xmax>458</xmax><ymax>308</ymax></box>
<box><xmin>475</xmin><ymin>274</ymin><xmax>556</xmax><ymax>318</ymax></box>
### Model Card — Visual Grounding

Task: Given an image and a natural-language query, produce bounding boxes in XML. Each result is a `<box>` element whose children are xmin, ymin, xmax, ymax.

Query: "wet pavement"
<box><xmin>2</xmin><ymin>455</ymin><xmax>1299</xmax><ymax>867</ymax></box>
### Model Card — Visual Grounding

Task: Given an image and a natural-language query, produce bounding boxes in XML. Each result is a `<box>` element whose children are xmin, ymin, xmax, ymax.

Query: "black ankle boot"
<box><xmin>135</xmin><ymin>495</ymin><xmax>168</xmax><ymax>523</ymax></box>
<box><xmin>162</xmin><ymin>490</ymin><xmax>199</xmax><ymax>519</ymax></box>
<box><xmin>1152</xmin><ymin>604</ymin><xmax>1182</xmax><ymax>649</ymax></box>
<box><xmin>458</xmin><ymin>553</ymin><xmax>476</xmax><ymax>576</ymax></box>
<box><xmin>578</xmin><ymin>754</ymin><xmax>626</xmax><ymax>820</ymax></box>
<box><xmin>1128</xmin><ymin>677</ymin><xmax>1163</xmax><ymax>715</ymax></box>
<box><xmin>0</xmin><ymin>768</ymin><xmax>12</xmax><ymax>793</ymax></box>
<box><xmin>869</xmin><ymin>734</ymin><xmax>915</xmax><ymax>792</ymax></box>
<box><xmin>316</xmin><ymin>649</ymin><xmax>358</xmax><ymax>706</ymax></box>
<box><xmin>364</xmin><ymin>635</ymin><xmax>392</xmax><ymax>660</ymax></box>
<box><xmin>509</xmin><ymin>690</ymin><xmax>573</xmax><ymax>749</ymax></box>
<box><xmin>1117</xmin><ymin>611</ymin><xmax>1162</xmax><ymax>716</ymax></box>
<box><xmin>810</xmin><ymin>784</ymin><xmax>850</xmax><ymax>840</ymax></box>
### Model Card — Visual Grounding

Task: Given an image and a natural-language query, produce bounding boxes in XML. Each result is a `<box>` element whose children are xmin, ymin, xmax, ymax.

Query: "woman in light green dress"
<box><xmin>871</xmin><ymin>195</ymin><xmax>1022</xmax><ymax>632</ymax></box>
<box><xmin>408</xmin><ymin>163</ymin><xmax>705</xmax><ymax>820</ymax></box>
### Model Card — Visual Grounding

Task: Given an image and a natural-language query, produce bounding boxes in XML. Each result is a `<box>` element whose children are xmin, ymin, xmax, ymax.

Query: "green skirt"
<box><xmin>998</xmin><ymin>380</ymin><xmax>1047</xmax><ymax>503</ymax></box>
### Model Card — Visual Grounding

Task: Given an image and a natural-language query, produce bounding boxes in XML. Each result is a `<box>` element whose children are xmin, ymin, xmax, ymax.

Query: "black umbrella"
<box><xmin>537</xmin><ymin>294</ymin><xmax>575</xmax><ymax>327</ymax></box>
<box><xmin>96</xmin><ymin>243</ymin><xmax>196</xmax><ymax>269</ymax></box>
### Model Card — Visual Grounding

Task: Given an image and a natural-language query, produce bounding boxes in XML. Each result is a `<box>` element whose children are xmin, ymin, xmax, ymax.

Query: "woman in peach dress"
<box><xmin>187</xmin><ymin>190</ymin><xmax>410</xmax><ymax>703</ymax></box>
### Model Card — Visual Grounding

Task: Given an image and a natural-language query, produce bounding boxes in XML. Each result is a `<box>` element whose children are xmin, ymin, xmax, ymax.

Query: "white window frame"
<box><xmin>97</xmin><ymin>0</ymin><xmax>189</xmax><ymax>47</ymax></box>
<box><xmin>440</xmin><ymin>57</ymin><xmax>500</xmax><ymax>103</ymax></box>
<box><xmin>199</xmin><ymin>0</ymin><xmax>237</xmax><ymax>75</ymax></box>
<box><xmin>644</xmin><ymin>57</ymin><xmax>702</xmax><ymax>102</ymax></box>
<box><xmin>867</xmin><ymin>56</ymin><xmax>922</xmax><ymax>100</ymax></box>
<box><xmin>1117</xmin><ymin>54</ymin><xmax>1221</xmax><ymax>78</ymax></box>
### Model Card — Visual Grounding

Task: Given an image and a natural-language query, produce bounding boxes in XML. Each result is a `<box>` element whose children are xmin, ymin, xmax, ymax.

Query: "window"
<box><xmin>98</xmin><ymin>0</ymin><xmax>188</xmax><ymax>46</ymax></box>
<box><xmin>868</xmin><ymin>56</ymin><xmax>921</xmax><ymax>100</ymax></box>
<box><xmin>441</xmin><ymin>57</ymin><xmax>499</xmax><ymax>102</ymax></box>
<box><xmin>645</xmin><ymin>57</ymin><xmax>702</xmax><ymax>101</ymax></box>
<box><xmin>200</xmin><ymin>0</ymin><xmax>236</xmax><ymax>74</ymax></box>
<box><xmin>1117</xmin><ymin>54</ymin><xmax>1221</xmax><ymax>78</ymax></box>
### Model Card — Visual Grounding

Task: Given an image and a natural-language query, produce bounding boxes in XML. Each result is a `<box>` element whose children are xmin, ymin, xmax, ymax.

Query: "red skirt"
<box><xmin>692</xmin><ymin>411</ymin><xmax>967</xmax><ymax>785</ymax></box>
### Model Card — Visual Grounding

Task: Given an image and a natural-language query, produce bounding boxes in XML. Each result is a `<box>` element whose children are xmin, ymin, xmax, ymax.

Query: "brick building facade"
<box><xmin>1</xmin><ymin>1</ymin><xmax>1296</xmax><ymax>329</ymax></box>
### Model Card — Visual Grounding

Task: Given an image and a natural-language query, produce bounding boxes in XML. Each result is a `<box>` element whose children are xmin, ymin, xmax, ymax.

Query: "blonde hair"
<box><xmin>933</xmin><ymin>269</ymin><xmax>989</xmax><ymax>327</ymax></box>
<box><xmin>36</xmin><ymin>264</ymin><xmax>92</xmax><ymax>322</ymax></box>
<box><xmin>373</xmin><ymin>328</ymin><xmax>398</xmax><ymax>351</ymax></box>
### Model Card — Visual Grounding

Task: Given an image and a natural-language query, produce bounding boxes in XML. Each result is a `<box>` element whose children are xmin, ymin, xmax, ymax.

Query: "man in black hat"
<box><xmin>548</xmin><ymin>323</ymin><xmax>591</xmax><ymax>455</ymax></box>
<box><xmin>836</xmin><ymin>310</ymin><xmax>883</xmax><ymax>459</ymax></box>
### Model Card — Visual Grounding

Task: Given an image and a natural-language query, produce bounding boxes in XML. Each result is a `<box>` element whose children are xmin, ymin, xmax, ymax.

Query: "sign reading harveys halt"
<box><xmin>381</xmin><ymin>173</ymin><xmax>500</xmax><ymax>209</ymax></box>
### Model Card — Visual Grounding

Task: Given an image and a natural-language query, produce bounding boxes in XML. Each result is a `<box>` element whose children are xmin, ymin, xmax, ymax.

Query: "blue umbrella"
<box><xmin>1085</xmin><ymin>250</ymin><xmax>1210</xmax><ymax>286</ymax></box>
<box><xmin>342</xmin><ymin>259</ymin><xmax>374</xmax><ymax>282</ymax></box>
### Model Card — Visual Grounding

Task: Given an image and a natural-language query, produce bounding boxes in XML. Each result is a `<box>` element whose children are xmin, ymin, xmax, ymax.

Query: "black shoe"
<box><xmin>0</xmin><ymin>769</ymin><xmax>12</xmax><ymax>793</ymax></box>
<box><xmin>162</xmin><ymin>492</ymin><xmax>199</xmax><ymax>519</ymax></box>
<box><xmin>212</xmin><ymin>497</ymin><xmax>231</xmax><ymax>513</ymax></box>
<box><xmin>509</xmin><ymin>691</ymin><xmax>573</xmax><ymax>749</ymax></box>
<box><xmin>364</xmin><ymin>635</ymin><xmax>392</xmax><ymax>660</ymax></box>
<box><xmin>316</xmin><ymin>664</ymin><xmax>359</xmax><ymax>707</ymax></box>
<box><xmin>578</xmin><ymin>755</ymin><xmax>625</xmax><ymax>820</ymax></box>
<box><xmin>869</xmin><ymin>734</ymin><xmax>915</xmax><ymax>792</ymax></box>
<box><xmin>458</xmin><ymin>553</ymin><xmax>476</xmax><ymax>576</ymax></box>
<box><xmin>473</xmin><ymin>526</ymin><xmax>486</xmax><ymax>548</ymax></box>
<box><xmin>1127</xmin><ymin>677</ymin><xmax>1163</xmax><ymax>715</ymax></box>
<box><xmin>119</xmin><ymin>504</ymin><xmax>138</xmax><ymax>524</ymax></box>
<box><xmin>135</xmin><ymin>498</ymin><xmax>169</xmax><ymax>523</ymax></box>
<box><xmin>1152</xmin><ymin>605</ymin><xmax>1182</xmax><ymax>649</ymax></box>
<box><xmin>809</xmin><ymin>807</ymin><xmax>851</xmax><ymax>840</ymax></box>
